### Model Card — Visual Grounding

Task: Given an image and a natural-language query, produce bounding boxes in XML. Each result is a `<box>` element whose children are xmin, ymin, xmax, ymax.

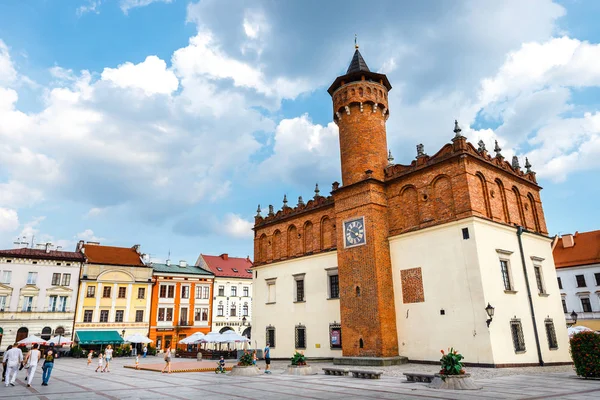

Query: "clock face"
<box><xmin>344</xmin><ymin>217</ymin><xmax>366</xmax><ymax>248</ymax></box>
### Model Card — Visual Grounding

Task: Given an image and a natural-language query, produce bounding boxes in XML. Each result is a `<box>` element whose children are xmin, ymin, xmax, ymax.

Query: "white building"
<box><xmin>196</xmin><ymin>254</ymin><xmax>253</xmax><ymax>338</ymax></box>
<box><xmin>553</xmin><ymin>230</ymin><xmax>600</xmax><ymax>331</ymax></box>
<box><xmin>0</xmin><ymin>246</ymin><xmax>85</xmax><ymax>347</ymax></box>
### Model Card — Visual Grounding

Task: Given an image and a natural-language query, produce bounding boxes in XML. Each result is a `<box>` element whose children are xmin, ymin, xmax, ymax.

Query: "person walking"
<box><xmin>161</xmin><ymin>347</ymin><xmax>172</xmax><ymax>374</ymax></box>
<box><xmin>41</xmin><ymin>345</ymin><xmax>55</xmax><ymax>386</ymax></box>
<box><xmin>87</xmin><ymin>350</ymin><xmax>94</xmax><ymax>366</ymax></box>
<box><xmin>95</xmin><ymin>353</ymin><xmax>104</xmax><ymax>372</ymax></box>
<box><xmin>2</xmin><ymin>345</ymin><xmax>12</xmax><ymax>382</ymax></box>
<box><xmin>102</xmin><ymin>345</ymin><xmax>113</xmax><ymax>372</ymax></box>
<box><xmin>4</xmin><ymin>343</ymin><xmax>23</xmax><ymax>387</ymax></box>
<box><xmin>263</xmin><ymin>342</ymin><xmax>271</xmax><ymax>374</ymax></box>
<box><xmin>24</xmin><ymin>343</ymin><xmax>41</xmax><ymax>387</ymax></box>
<box><xmin>143</xmin><ymin>345</ymin><xmax>147</xmax><ymax>358</ymax></box>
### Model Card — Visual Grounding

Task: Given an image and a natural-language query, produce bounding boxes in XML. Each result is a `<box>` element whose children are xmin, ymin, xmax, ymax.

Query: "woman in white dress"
<box><xmin>103</xmin><ymin>345</ymin><xmax>113</xmax><ymax>372</ymax></box>
<box><xmin>24</xmin><ymin>343</ymin><xmax>41</xmax><ymax>387</ymax></box>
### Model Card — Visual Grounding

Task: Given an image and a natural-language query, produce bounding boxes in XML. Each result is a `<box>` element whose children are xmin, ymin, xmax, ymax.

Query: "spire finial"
<box><xmin>355</xmin><ymin>34</ymin><xmax>359</xmax><ymax>49</ymax></box>
<box><xmin>314</xmin><ymin>183</ymin><xmax>320</xmax><ymax>198</ymax></box>
<box><xmin>453</xmin><ymin>119</ymin><xmax>463</xmax><ymax>138</ymax></box>
<box><xmin>297</xmin><ymin>196</ymin><xmax>305</xmax><ymax>207</ymax></box>
<box><xmin>388</xmin><ymin>149</ymin><xmax>394</xmax><ymax>165</ymax></box>
<box><xmin>525</xmin><ymin>157</ymin><xmax>532</xmax><ymax>173</ymax></box>
<box><xmin>494</xmin><ymin>140</ymin><xmax>503</xmax><ymax>158</ymax></box>
<box><xmin>512</xmin><ymin>156</ymin><xmax>520</xmax><ymax>170</ymax></box>
<box><xmin>283</xmin><ymin>194</ymin><xmax>288</xmax><ymax>207</ymax></box>
<box><xmin>256</xmin><ymin>204</ymin><xmax>262</xmax><ymax>217</ymax></box>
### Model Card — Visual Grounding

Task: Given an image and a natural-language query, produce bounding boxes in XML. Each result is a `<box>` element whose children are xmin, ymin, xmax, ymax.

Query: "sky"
<box><xmin>0</xmin><ymin>0</ymin><xmax>599</xmax><ymax>263</ymax></box>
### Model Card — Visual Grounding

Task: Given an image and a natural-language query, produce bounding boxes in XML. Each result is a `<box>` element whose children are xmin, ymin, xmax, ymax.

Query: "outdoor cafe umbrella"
<box><xmin>221</xmin><ymin>330</ymin><xmax>250</xmax><ymax>343</ymax></box>
<box><xmin>17</xmin><ymin>335</ymin><xmax>46</xmax><ymax>346</ymax></box>
<box><xmin>201</xmin><ymin>331</ymin><xmax>227</xmax><ymax>344</ymax></box>
<box><xmin>124</xmin><ymin>333</ymin><xmax>153</xmax><ymax>344</ymax></box>
<box><xmin>48</xmin><ymin>335</ymin><xmax>72</xmax><ymax>345</ymax></box>
<box><xmin>179</xmin><ymin>332</ymin><xmax>205</xmax><ymax>344</ymax></box>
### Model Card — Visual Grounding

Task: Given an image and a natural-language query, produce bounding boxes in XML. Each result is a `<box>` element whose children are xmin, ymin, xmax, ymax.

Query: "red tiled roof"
<box><xmin>200</xmin><ymin>254</ymin><xmax>252</xmax><ymax>278</ymax></box>
<box><xmin>0</xmin><ymin>247</ymin><xmax>84</xmax><ymax>262</ymax></box>
<box><xmin>553</xmin><ymin>230</ymin><xmax>600</xmax><ymax>269</ymax></box>
<box><xmin>83</xmin><ymin>244</ymin><xmax>145</xmax><ymax>267</ymax></box>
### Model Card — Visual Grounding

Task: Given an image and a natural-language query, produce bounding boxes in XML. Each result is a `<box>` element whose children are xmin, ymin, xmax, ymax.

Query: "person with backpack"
<box><xmin>41</xmin><ymin>344</ymin><xmax>55</xmax><ymax>386</ymax></box>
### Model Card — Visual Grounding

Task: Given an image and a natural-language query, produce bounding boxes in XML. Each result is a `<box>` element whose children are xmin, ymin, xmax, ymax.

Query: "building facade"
<box><xmin>148</xmin><ymin>260</ymin><xmax>214</xmax><ymax>351</ymax></box>
<box><xmin>554</xmin><ymin>230</ymin><xmax>600</xmax><ymax>331</ymax></box>
<box><xmin>252</xmin><ymin>47</ymin><xmax>571</xmax><ymax>366</ymax></box>
<box><xmin>74</xmin><ymin>242</ymin><xmax>153</xmax><ymax>343</ymax></box>
<box><xmin>196</xmin><ymin>254</ymin><xmax>253</xmax><ymax>338</ymax></box>
<box><xmin>0</xmin><ymin>247</ymin><xmax>84</xmax><ymax>347</ymax></box>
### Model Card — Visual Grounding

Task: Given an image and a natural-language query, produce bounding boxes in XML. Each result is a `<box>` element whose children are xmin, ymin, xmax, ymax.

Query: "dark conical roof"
<box><xmin>346</xmin><ymin>49</ymin><xmax>370</xmax><ymax>74</ymax></box>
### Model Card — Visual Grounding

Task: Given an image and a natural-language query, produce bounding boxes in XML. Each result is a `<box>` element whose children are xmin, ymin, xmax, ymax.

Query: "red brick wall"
<box><xmin>400</xmin><ymin>267</ymin><xmax>425</xmax><ymax>304</ymax></box>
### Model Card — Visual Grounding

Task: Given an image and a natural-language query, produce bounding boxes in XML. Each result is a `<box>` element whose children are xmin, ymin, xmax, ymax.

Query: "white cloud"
<box><xmin>219</xmin><ymin>213</ymin><xmax>253</xmax><ymax>239</ymax></box>
<box><xmin>75</xmin><ymin>229</ymin><xmax>106</xmax><ymax>243</ymax></box>
<box><xmin>101</xmin><ymin>56</ymin><xmax>179</xmax><ymax>95</ymax></box>
<box><xmin>0</xmin><ymin>40</ymin><xmax>17</xmax><ymax>85</ymax></box>
<box><xmin>77</xmin><ymin>1</ymin><xmax>103</xmax><ymax>16</ymax></box>
<box><xmin>120</xmin><ymin>0</ymin><xmax>173</xmax><ymax>15</ymax></box>
<box><xmin>0</xmin><ymin>208</ymin><xmax>19</xmax><ymax>232</ymax></box>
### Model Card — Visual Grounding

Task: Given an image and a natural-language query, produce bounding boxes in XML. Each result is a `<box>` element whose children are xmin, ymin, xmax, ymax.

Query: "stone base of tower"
<box><xmin>333</xmin><ymin>356</ymin><xmax>408</xmax><ymax>367</ymax></box>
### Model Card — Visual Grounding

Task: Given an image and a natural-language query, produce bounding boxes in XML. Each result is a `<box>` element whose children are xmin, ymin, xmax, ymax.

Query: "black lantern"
<box><xmin>485</xmin><ymin>303</ymin><xmax>495</xmax><ymax>327</ymax></box>
<box><xmin>121</xmin><ymin>329</ymin><xmax>126</xmax><ymax>338</ymax></box>
<box><xmin>570</xmin><ymin>310</ymin><xmax>578</xmax><ymax>325</ymax></box>
<box><xmin>242</xmin><ymin>316</ymin><xmax>247</xmax><ymax>325</ymax></box>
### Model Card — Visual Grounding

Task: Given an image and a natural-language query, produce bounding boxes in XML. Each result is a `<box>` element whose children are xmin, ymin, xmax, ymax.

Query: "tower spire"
<box><xmin>355</xmin><ymin>34</ymin><xmax>359</xmax><ymax>49</ymax></box>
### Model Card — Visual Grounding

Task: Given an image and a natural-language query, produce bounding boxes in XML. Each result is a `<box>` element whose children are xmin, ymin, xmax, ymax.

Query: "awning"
<box><xmin>76</xmin><ymin>330</ymin><xmax>124</xmax><ymax>345</ymax></box>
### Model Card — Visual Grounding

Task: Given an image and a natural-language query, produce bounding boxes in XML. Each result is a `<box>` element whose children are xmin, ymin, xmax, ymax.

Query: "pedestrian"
<box><xmin>143</xmin><ymin>345</ymin><xmax>147</xmax><ymax>358</ymax></box>
<box><xmin>263</xmin><ymin>342</ymin><xmax>271</xmax><ymax>374</ymax></box>
<box><xmin>87</xmin><ymin>350</ymin><xmax>94</xmax><ymax>366</ymax></box>
<box><xmin>2</xmin><ymin>345</ymin><xmax>12</xmax><ymax>382</ymax></box>
<box><xmin>95</xmin><ymin>353</ymin><xmax>104</xmax><ymax>372</ymax></box>
<box><xmin>4</xmin><ymin>343</ymin><xmax>23</xmax><ymax>387</ymax></box>
<box><xmin>41</xmin><ymin>344</ymin><xmax>55</xmax><ymax>386</ymax></box>
<box><xmin>161</xmin><ymin>347</ymin><xmax>172</xmax><ymax>374</ymax></box>
<box><xmin>24</xmin><ymin>343</ymin><xmax>41</xmax><ymax>387</ymax></box>
<box><xmin>102</xmin><ymin>345</ymin><xmax>113</xmax><ymax>372</ymax></box>
<box><xmin>252</xmin><ymin>350</ymin><xmax>258</xmax><ymax>366</ymax></box>
<box><xmin>135</xmin><ymin>354</ymin><xmax>140</xmax><ymax>370</ymax></box>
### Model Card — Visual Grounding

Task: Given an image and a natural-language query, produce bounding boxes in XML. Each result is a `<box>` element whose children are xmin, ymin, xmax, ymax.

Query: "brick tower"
<box><xmin>328</xmin><ymin>46</ymin><xmax>400</xmax><ymax>360</ymax></box>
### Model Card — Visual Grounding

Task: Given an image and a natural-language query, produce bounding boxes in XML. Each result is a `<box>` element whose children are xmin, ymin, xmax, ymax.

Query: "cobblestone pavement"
<box><xmin>0</xmin><ymin>357</ymin><xmax>598</xmax><ymax>399</ymax></box>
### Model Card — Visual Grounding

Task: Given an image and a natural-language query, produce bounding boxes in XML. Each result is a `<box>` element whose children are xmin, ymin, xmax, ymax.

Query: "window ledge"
<box><xmin>327</xmin><ymin>297</ymin><xmax>340</xmax><ymax>301</ymax></box>
<box><xmin>294</xmin><ymin>301</ymin><xmax>306</xmax><ymax>304</ymax></box>
<box><xmin>538</xmin><ymin>293</ymin><xmax>550</xmax><ymax>297</ymax></box>
<box><xmin>504</xmin><ymin>290</ymin><xmax>518</xmax><ymax>294</ymax></box>
<box><xmin>265</xmin><ymin>302</ymin><xmax>276</xmax><ymax>305</ymax></box>
<box><xmin>549</xmin><ymin>347</ymin><xmax>559</xmax><ymax>351</ymax></box>
<box><xmin>330</xmin><ymin>347</ymin><xmax>343</xmax><ymax>350</ymax></box>
<box><xmin>514</xmin><ymin>350</ymin><xmax>526</xmax><ymax>354</ymax></box>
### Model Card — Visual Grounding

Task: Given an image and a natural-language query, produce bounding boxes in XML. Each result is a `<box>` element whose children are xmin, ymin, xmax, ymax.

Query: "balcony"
<box><xmin>178</xmin><ymin>320</ymin><xmax>190</xmax><ymax>327</ymax></box>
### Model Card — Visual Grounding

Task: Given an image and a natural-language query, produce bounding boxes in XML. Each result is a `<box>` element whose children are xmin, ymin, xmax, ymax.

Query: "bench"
<box><xmin>403</xmin><ymin>372</ymin><xmax>435</xmax><ymax>383</ymax></box>
<box><xmin>350</xmin><ymin>370</ymin><xmax>383</xmax><ymax>379</ymax></box>
<box><xmin>322</xmin><ymin>367</ymin><xmax>349</xmax><ymax>376</ymax></box>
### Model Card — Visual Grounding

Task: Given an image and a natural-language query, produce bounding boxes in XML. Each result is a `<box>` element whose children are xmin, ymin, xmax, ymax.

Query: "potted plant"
<box><xmin>229</xmin><ymin>350</ymin><xmax>260</xmax><ymax>376</ymax></box>
<box><xmin>428</xmin><ymin>348</ymin><xmax>481</xmax><ymax>390</ymax></box>
<box><xmin>285</xmin><ymin>351</ymin><xmax>314</xmax><ymax>375</ymax></box>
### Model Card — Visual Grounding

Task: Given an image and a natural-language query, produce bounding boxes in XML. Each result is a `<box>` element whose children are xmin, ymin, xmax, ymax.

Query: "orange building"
<box><xmin>148</xmin><ymin>260</ymin><xmax>214</xmax><ymax>352</ymax></box>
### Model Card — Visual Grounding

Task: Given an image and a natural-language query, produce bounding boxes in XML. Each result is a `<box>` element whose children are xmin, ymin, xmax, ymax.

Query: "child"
<box><xmin>95</xmin><ymin>353</ymin><xmax>104</xmax><ymax>373</ymax></box>
<box><xmin>217</xmin><ymin>356</ymin><xmax>225</xmax><ymax>373</ymax></box>
<box><xmin>252</xmin><ymin>350</ymin><xmax>257</xmax><ymax>366</ymax></box>
<box><xmin>87</xmin><ymin>350</ymin><xmax>94</xmax><ymax>367</ymax></box>
<box><xmin>135</xmin><ymin>354</ymin><xmax>140</xmax><ymax>370</ymax></box>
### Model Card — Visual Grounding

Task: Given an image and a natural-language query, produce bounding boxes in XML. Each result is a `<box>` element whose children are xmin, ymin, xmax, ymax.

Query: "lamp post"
<box><xmin>485</xmin><ymin>303</ymin><xmax>495</xmax><ymax>327</ymax></box>
<box><xmin>568</xmin><ymin>310</ymin><xmax>578</xmax><ymax>327</ymax></box>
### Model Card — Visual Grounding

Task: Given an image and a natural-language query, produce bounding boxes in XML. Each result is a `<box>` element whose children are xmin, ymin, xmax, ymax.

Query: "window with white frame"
<box><xmin>534</xmin><ymin>266</ymin><xmax>545</xmax><ymax>294</ymax></box>
<box><xmin>58</xmin><ymin>296</ymin><xmax>68</xmax><ymax>312</ymax></box>
<box><xmin>181</xmin><ymin>286</ymin><xmax>190</xmax><ymax>299</ymax></box>
<box><xmin>158</xmin><ymin>307</ymin><xmax>173</xmax><ymax>322</ymax></box>
<box><xmin>326</xmin><ymin>268</ymin><xmax>339</xmax><ymax>299</ymax></box>
<box><xmin>61</xmin><ymin>274</ymin><xmax>71</xmax><ymax>286</ymax></box>
<box><xmin>83</xmin><ymin>310</ymin><xmax>93</xmax><ymax>322</ymax></box>
<box><xmin>135</xmin><ymin>310</ymin><xmax>144</xmax><ymax>322</ymax></box>
<box><xmin>266</xmin><ymin>279</ymin><xmax>276</xmax><ymax>303</ymax></box>
<box><xmin>22</xmin><ymin>296</ymin><xmax>33</xmax><ymax>312</ymax></box>
<box><xmin>500</xmin><ymin>260</ymin><xmax>513</xmax><ymax>291</ymax></box>
<box><xmin>231</xmin><ymin>286</ymin><xmax>237</xmax><ymax>297</ymax></box>
<box><xmin>242</xmin><ymin>302</ymin><xmax>248</xmax><ymax>316</ymax></box>
<box><xmin>195</xmin><ymin>286</ymin><xmax>202</xmax><ymax>299</ymax></box>
<box><xmin>243</xmin><ymin>286</ymin><xmax>249</xmax><ymax>297</ymax></box>
<box><xmin>294</xmin><ymin>274</ymin><xmax>305</xmax><ymax>302</ymax></box>
<box><xmin>27</xmin><ymin>272</ymin><xmax>37</xmax><ymax>285</ymax></box>
<box><xmin>87</xmin><ymin>286</ymin><xmax>96</xmax><ymax>297</ymax></box>
<box><xmin>202</xmin><ymin>308</ymin><xmax>208</xmax><ymax>321</ymax></box>
<box><xmin>581</xmin><ymin>297</ymin><xmax>593</xmax><ymax>312</ymax></box>
<box><xmin>159</xmin><ymin>285</ymin><xmax>175</xmax><ymax>299</ymax></box>
<box><xmin>203</xmin><ymin>286</ymin><xmax>209</xmax><ymax>299</ymax></box>
<box><xmin>217</xmin><ymin>302</ymin><xmax>224</xmax><ymax>316</ymax></box>
<box><xmin>49</xmin><ymin>296</ymin><xmax>57</xmax><ymax>311</ymax></box>
<box><xmin>51</xmin><ymin>273</ymin><xmax>61</xmax><ymax>286</ymax></box>
<box><xmin>194</xmin><ymin>307</ymin><xmax>202</xmax><ymax>321</ymax></box>
<box><xmin>230</xmin><ymin>303</ymin><xmax>237</xmax><ymax>317</ymax></box>
<box><xmin>0</xmin><ymin>295</ymin><xmax>6</xmax><ymax>311</ymax></box>
<box><xmin>1</xmin><ymin>270</ymin><xmax>12</xmax><ymax>284</ymax></box>
<box><xmin>218</xmin><ymin>286</ymin><xmax>225</xmax><ymax>296</ymax></box>
<box><xmin>100</xmin><ymin>310</ymin><xmax>109</xmax><ymax>322</ymax></box>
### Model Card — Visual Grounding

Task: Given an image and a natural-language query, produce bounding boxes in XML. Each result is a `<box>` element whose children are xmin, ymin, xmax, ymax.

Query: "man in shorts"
<box><xmin>264</xmin><ymin>342</ymin><xmax>271</xmax><ymax>374</ymax></box>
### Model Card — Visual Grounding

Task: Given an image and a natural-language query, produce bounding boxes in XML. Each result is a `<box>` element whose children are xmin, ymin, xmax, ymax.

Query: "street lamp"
<box><xmin>121</xmin><ymin>329</ymin><xmax>126</xmax><ymax>338</ymax></box>
<box><xmin>569</xmin><ymin>310</ymin><xmax>578</xmax><ymax>327</ymax></box>
<box><xmin>485</xmin><ymin>303</ymin><xmax>495</xmax><ymax>327</ymax></box>
<box><xmin>242</xmin><ymin>316</ymin><xmax>247</xmax><ymax>325</ymax></box>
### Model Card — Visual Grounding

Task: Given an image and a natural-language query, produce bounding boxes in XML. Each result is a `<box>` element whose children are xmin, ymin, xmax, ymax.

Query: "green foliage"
<box><xmin>70</xmin><ymin>346</ymin><xmax>85</xmax><ymax>358</ymax></box>
<box><xmin>147</xmin><ymin>345</ymin><xmax>157</xmax><ymax>356</ymax></box>
<box><xmin>570</xmin><ymin>331</ymin><xmax>600</xmax><ymax>378</ymax></box>
<box><xmin>291</xmin><ymin>351</ymin><xmax>307</xmax><ymax>366</ymax></box>
<box><xmin>439</xmin><ymin>347</ymin><xmax>465</xmax><ymax>375</ymax></box>
<box><xmin>238</xmin><ymin>351</ymin><xmax>254</xmax><ymax>366</ymax></box>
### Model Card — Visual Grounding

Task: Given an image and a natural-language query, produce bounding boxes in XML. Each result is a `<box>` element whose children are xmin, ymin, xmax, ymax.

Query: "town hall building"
<box><xmin>251</xmin><ymin>46</ymin><xmax>571</xmax><ymax>367</ymax></box>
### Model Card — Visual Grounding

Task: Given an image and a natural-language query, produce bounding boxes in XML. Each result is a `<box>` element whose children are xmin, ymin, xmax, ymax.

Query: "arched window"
<box><xmin>54</xmin><ymin>326</ymin><xmax>65</xmax><ymax>336</ymax></box>
<box><xmin>359</xmin><ymin>338</ymin><xmax>364</xmax><ymax>348</ymax></box>
<box><xmin>230</xmin><ymin>303</ymin><xmax>237</xmax><ymax>317</ymax></box>
<box><xmin>217</xmin><ymin>302</ymin><xmax>224</xmax><ymax>317</ymax></box>
<box><xmin>41</xmin><ymin>326</ymin><xmax>52</xmax><ymax>340</ymax></box>
<box><xmin>242</xmin><ymin>303</ymin><xmax>249</xmax><ymax>316</ymax></box>
<box><xmin>16</xmin><ymin>327</ymin><xmax>28</xmax><ymax>343</ymax></box>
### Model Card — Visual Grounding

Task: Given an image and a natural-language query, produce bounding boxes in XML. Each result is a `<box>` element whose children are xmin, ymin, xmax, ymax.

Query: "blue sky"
<box><xmin>0</xmin><ymin>0</ymin><xmax>599</xmax><ymax>263</ymax></box>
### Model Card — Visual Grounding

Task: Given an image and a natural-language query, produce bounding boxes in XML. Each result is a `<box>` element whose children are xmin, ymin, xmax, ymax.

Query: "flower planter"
<box><xmin>284</xmin><ymin>365</ymin><xmax>315</xmax><ymax>375</ymax></box>
<box><xmin>228</xmin><ymin>365</ymin><xmax>260</xmax><ymax>376</ymax></box>
<box><xmin>428</xmin><ymin>374</ymin><xmax>481</xmax><ymax>390</ymax></box>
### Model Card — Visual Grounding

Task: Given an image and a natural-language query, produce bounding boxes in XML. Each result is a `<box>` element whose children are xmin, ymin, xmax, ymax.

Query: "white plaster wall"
<box><xmin>474</xmin><ymin>220</ymin><xmax>571</xmax><ymax>365</ymax></box>
<box><xmin>252</xmin><ymin>252</ymin><xmax>340</xmax><ymax>358</ymax></box>
<box><xmin>211</xmin><ymin>277</ymin><xmax>253</xmax><ymax>334</ymax></box>
<box><xmin>390</xmin><ymin>219</ymin><xmax>492</xmax><ymax>364</ymax></box>
<box><xmin>556</xmin><ymin>263</ymin><xmax>600</xmax><ymax>320</ymax></box>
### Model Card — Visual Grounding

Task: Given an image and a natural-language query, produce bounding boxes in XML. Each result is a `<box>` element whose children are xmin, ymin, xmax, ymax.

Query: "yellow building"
<box><xmin>74</xmin><ymin>242</ymin><xmax>153</xmax><ymax>346</ymax></box>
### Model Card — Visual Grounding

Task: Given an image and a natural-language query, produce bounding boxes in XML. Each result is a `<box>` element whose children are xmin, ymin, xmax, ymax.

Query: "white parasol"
<box><xmin>179</xmin><ymin>332</ymin><xmax>205</xmax><ymax>344</ymax></box>
<box><xmin>124</xmin><ymin>333</ymin><xmax>153</xmax><ymax>344</ymax></box>
<box><xmin>47</xmin><ymin>335</ymin><xmax>72</xmax><ymax>345</ymax></box>
<box><xmin>200</xmin><ymin>331</ymin><xmax>227</xmax><ymax>343</ymax></box>
<box><xmin>17</xmin><ymin>335</ymin><xmax>46</xmax><ymax>346</ymax></box>
<box><xmin>221</xmin><ymin>330</ymin><xmax>250</xmax><ymax>342</ymax></box>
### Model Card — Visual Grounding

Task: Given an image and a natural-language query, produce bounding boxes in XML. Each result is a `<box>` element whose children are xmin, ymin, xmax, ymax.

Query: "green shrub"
<box><xmin>70</xmin><ymin>346</ymin><xmax>85</xmax><ymax>358</ymax></box>
<box><xmin>439</xmin><ymin>348</ymin><xmax>465</xmax><ymax>375</ymax></box>
<box><xmin>570</xmin><ymin>331</ymin><xmax>600</xmax><ymax>378</ymax></box>
<box><xmin>147</xmin><ymin>344</ymin><xmax>157</xmax><ymax>356</ymax></box>
<box><xmin>238</xmin><ymin>351</ymin><xmax>254</xmax><ymax>366</ymax></box>
<box><xmin>291</xmin><ymin>351</ymin><xmax>307</xmax><ymax>366</ymax></box>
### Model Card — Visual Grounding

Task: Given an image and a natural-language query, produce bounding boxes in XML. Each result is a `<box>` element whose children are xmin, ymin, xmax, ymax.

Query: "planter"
<box><xmin>228</xmin><ymin>365</ymin><xmax>260</xmax><ymax>376</ymax></box>
<box><xmin>428</xmin><ymin>374</ymin><xmax>481</xmax><ymax>390</ymax></box>
<box><xmin>284</xmin><ymin>365</ymin><xmax>315</xmax><ymax>376</ymax></box>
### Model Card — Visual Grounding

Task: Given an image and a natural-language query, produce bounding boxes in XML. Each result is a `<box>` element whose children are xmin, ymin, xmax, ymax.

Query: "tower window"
<box><xmin>359</xmin><ymin>338</ymin><xmax>364</xmax><ymax>348</ymax></box>
<box><xmin>462</xmin><ymin>228</ymin><xmax>469</xmax><ymax>240</ymax></box>
<box><xmin>356</xmin><ymin>286</ymin><xmax>361</xmax><ymax>297</ymax></box>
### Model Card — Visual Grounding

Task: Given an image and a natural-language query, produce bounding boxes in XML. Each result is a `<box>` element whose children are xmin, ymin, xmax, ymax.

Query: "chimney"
<box><xmin>76</xmin><ymin>240</ymin><xmax>85</xmax><ymax>252</ymax></box>
<box><xmin>562</xmin><ymin>234</ymin><xmax>575</xmax><ymax>248</ymax></box>
<box><xmin>179</xmin><ymin>260</ymin><xmax>187</xmax><ymax>268</ymax></box>
<box><xmin>132</xmin><ymin>244</ymin><xmax>141</xmax><ymax>254</ymax></box>
<box><xmin>45</xmin><ymin>243</ymin><xmax>52</xmax><ymax>253</ymax></box>
<box><xmin>166</xmin><ymin>259</ymin><xmax>171</xmax><ymax>266</ymax></box>
<box><xmin>220</xmin><ymin>253</ymin><xmax>228</xmax><ymax>260</ymax></box>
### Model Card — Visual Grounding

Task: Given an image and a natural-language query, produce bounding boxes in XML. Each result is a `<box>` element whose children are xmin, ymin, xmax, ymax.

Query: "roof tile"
<box><xmin>553</xmin><ymin>230</ymin><xmax>600</xmax><ymax>268</ymax></box>
<box><xmin>0</xmin><ymin>248</ymin><xmax>84</xmax><ymax>262</ymax></box>
<box><xmin>83</xmin><ymin>244</ymin><xmax>145</xmax><ymax>267</ymax></box>
<box><xmin>199</xmin><ymin>254</ymin><xmax>252</xmax><ymax>278</ymax></box>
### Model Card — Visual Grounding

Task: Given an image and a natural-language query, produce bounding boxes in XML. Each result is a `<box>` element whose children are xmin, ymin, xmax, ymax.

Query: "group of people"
<box><xmin>89</xmin><ymin>344</ymin><xmax>114</xmax><ymax>373</ymax></box>
<box><xmin>2</xmin><ymin>343</ymin><xmax>56</xmax><ymax>387</ymax></box>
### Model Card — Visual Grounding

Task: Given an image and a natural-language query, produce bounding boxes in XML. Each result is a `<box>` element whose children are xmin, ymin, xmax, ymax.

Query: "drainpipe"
<box><xmin>71</xmin><ymin>260</ymin><xmax>84</xmax><ymax>344</ymax></box>
<box><xmin>516</xmin><ymin>226</ymin><xmax>544</xmax><ymax>366</ymax></box>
